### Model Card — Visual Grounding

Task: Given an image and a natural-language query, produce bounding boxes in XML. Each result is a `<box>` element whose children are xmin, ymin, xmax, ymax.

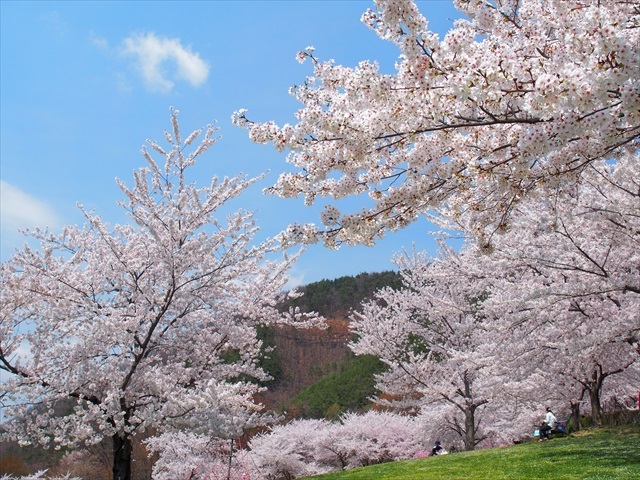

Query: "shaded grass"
<box><xmin>306</xmin><ymin>425</ymin><xmax>640</xmax><ymax>480</ymax></box>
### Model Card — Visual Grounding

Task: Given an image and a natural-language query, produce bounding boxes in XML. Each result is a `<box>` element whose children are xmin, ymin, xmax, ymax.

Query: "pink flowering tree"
<box><xmin>248</xmin><ymin>419</ymin><xmax>337</xmax><ymax>479</ymax></box>
<box><xmin>0</xmin><ymin>474</ymin><xmax>80</xmax><ymax>480</ymax></box>
<box><xmin>234</xmin><ymin>0</ymin><xmax>639</xmax><ymax>247</ymax></box>
<box><xmin>330</xmin><ymin>411</ymin><xmax>423</xmax><ymax>468</ymax></box>
<box><xmin>480</xmin><ymin>153</ymin><xmax>640</xmax><ymax>426</ymax></box>
<box><xmin>145</xmin><ymin>431</ymin><xmax>260</xmax><ymax>480</ymax></box>
<box><xmin>248</xmin><ymin>411</ymin><xmax>424</xmax><ymax>477</ymax></box>
<box><xmin>0</xmin><ymin>110</ymin><xmax>318</xmax><ymax>480</ymax></box>
<box><xmin>348</xmin><ymin>147</ymin><xmax>639</xmax><ymax>446</ymax></box>
<box><xmin>349</xmin><ymin>245</ymin><xmax>522</xmax><ymax>450</ymax></box>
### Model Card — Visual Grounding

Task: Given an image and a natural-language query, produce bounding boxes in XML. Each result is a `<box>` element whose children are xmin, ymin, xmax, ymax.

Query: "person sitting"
<box><xmin>430</xmin><ymin>440</ymin><xmax>447</xmax><ymax>456</ymax></box>
<box><xmin>539</xmin><ymin>407</ymin><xmax>557</xmax><ymax>442</ymax></box>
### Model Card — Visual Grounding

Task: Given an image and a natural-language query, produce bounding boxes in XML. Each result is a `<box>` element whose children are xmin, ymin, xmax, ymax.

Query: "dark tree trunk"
<box><xmin>461</xmin><ymin>371</ymin><xmax>486</xmax><ymax>451</ymax></box>
<box><xmin>589</xmin><ymin>386</ymin><xmax>603</xmax><ymax>426</ymax></box>
<box><xmin>464</xmin><ymin>407</ymin><xmax>476</xmax><ymax>451</ymax></box>
<box><xmin>444</xmin><ymin>371</ymin><xmax>487</xmax><ymax>451</ymax></box>
<box><xmin>570</xmin><ymin>400</ymin><xmax>581</xmax><ymax>432</ymax></box>
<box><xmin>587</xmin><ymin>366</ymin><xmax>605</xmax><ymax>426</ymax></box>
<box><xmin>112</xmin><ymin>433</ymin><xmax>133</xmax><ymax>480</ymax></box>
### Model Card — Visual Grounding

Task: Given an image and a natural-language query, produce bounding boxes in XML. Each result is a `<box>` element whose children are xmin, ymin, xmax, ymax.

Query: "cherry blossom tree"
<box><xmin>479</xmin><ymin>153</ymin><xmax>640</xmax><ymax>426</ymax></box>
<box><xmin>329</xmin><ymin>411</ymin><xmax>422</xmax><ymax>468</ymax></box>
<box><xmin>0</xmin><ymin>110</ymin><xmax>317</xmax><ymax>480</ymax></box>
<box><xmin>234</xmin><ymin>0</ymin><xmax>639</xmax><ymax>247</ymax></box>
<box><xmin>145</xmin><ymin>431</ymin><xmax>259</xmax><ymax>480</ymax></box>
<box><xmin>0</xmin><ymin>474</ymin><xmax>80</xmax><ymax>480</ymax></box>
<box><xmin>347</xmin><ymin>143</ymin><xmax>639</xmax><ymax>444</ymax></box>
<box><xmin>349</xmin><ymin>245</ymin><xmax>522</xmax><ymax>450</ymax></box>
<box><xmin>248</xmin><ymin>411</ymin><xmax>424</xmax><ymax>478</ymax></box>
<box><xmin>248</xmin><ymin>419</ymin><xmax>336</xmax><ymax>479</ymax></box>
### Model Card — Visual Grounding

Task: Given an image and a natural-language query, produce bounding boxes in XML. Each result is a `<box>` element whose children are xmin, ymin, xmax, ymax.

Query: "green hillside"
<box><xmin>291</xmin><ymin>354</ymin><xmax>387</xmax><ymax>419</ymax></box>
<box><xmin>305</xmin><ymin>425</ymin><xmax>640</xmax><ymax>480</ymax></box>
<box><xmin>283</xmin><ymin>271</ymin><xmax>403</xmax><ymax>317</ymax></box>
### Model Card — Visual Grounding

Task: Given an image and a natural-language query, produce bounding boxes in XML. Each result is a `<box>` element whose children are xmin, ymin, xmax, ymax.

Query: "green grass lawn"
<box><xmin>305</xmin><ymin>425</ymin><xmax>640</xmax><ymax>480</ymax></box>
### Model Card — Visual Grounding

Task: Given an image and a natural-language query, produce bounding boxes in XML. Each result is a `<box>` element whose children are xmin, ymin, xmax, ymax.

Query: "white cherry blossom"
<box><xmin>0</xmin><ymin>110</ymin><xmax>319</xmax><ymax>480</ymax></box>
<box><xmin>235</xmin><ymin>0</ymin><xmax>639</xmax><ymax>247</ymax></box>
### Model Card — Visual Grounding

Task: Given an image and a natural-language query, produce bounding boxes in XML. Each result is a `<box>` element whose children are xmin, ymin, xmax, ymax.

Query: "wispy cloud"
<box><xmin>284</xmin><ymin>268</ymin><xmax>307</xmax><ymax>291</ymax></box>
<box><xmin>0</xmin><ymin>180</ymin><xmax>59</xmax><ymax>233</ymax></box>
<box><xmin>121</xmin><ymin>33</ymin><xmax>209</xmax><ymax>93</ymax></box>
<box><xmin>39</xmin><ymin>10</ymin><xmax>68</xmax><ymax>38</ymax></box>
<box><xmin>89</xmin><ymin>31</ymin><xmax>110</xmax><ymax>51</ymax></box>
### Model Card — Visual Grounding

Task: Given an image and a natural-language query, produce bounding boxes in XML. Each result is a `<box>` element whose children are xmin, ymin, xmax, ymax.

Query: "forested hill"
<box><xmin>261</xmin><ymin>270</ymin><xmax>404</xmax><ymax>414</ymax></box>
<box><xmin>283</xmin><ymin>270</ymin><xmax>403</xmax><ymax>317</ymax></box>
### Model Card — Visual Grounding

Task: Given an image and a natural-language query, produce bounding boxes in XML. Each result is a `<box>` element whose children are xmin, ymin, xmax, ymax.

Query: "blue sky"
<box><xmin>1</xmin><ymin>0</ymin><xmax>462</xmax><ymax>287</ymax></box>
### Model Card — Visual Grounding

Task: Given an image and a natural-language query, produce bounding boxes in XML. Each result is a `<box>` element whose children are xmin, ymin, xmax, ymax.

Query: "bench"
<box><xmin>552</xmin><ymin>418</ymin><xmax>569</xmax><ymax>435</ymax></box>
<box><xmin>533</xmin><ymin>416</ymin><xmax>570</xmax><ymax>438</ymax></box>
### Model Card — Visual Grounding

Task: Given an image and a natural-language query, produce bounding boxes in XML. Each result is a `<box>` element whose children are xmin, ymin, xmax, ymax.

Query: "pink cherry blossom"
<box><xmin>0</xmin><ymin>109</ymin><xmax>320</xmax><ymax>480</ymax></box>
<box><xmin>235</xmin><ymin>0</ymin><xmax>639</xmax><ymax>247</ymax></box>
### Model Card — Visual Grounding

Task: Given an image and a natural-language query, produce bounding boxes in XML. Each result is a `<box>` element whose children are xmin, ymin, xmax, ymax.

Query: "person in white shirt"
<box><xmin>539</xmin><ymin>407</ymin><xmax>557</xmax><ymax>441</ymax></box>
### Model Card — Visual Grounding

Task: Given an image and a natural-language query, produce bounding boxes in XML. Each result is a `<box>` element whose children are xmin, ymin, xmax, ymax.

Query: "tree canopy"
<box><xmin>235</xmin><ymin>0</ymin><xmax>639</xmax><ymax>248</ymax></box>
<box><xmin>0</xmin><ymin>110</ymin><xmax>318</xmax><ymax>480</ymax></box>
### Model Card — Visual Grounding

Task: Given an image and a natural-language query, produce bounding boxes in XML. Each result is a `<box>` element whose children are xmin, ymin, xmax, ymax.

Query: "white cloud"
<box><xmin>89</xmin><ymin>31</ymin><xmax>110</xmax><ymax>50</ymax></box>
<box><xmin>0</xmin><ymin>180</ymin><xmax>59</xmax><ymax>233</ymax></box>
<box><xmin>284</xmin><ymin>268</ymin><xmax>307</xmax><ymax>291</ymax></box>
<box><xmin>121</xmin><ymin>33</ymin><xmax>209</xmax><ymax>93</ymax></box>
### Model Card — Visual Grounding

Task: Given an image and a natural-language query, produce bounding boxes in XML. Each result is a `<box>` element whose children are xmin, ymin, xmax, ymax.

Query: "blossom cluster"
<box><xmin>0</xmin><ymin>110</ymin><xmax>322</xmax><ymax>477</ymax></box>
<box><xmin>0</xmin><ymin>474</ymin><xmax>80</xmax><ymax>480</ymax></box>
<box><xmin>249</xmin><ymin>411</ymin><xmax>425</xmax><ymax>478</ymax></box>
<box><xmin>235</xmin><ymin>0</ymin><xmax>639</xmax><ymax>246</ymax></box>
<box><xmin>350</xmin><ymin>152</ymin><xmax>639</xmax><ymax>446</ymax></box>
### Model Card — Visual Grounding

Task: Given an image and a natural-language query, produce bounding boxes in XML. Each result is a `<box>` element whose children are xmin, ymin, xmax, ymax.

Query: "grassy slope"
<box><xmin>306</xmin><ymin>425</ymin><xmax>640</xmax><ymax>480</ymax></box>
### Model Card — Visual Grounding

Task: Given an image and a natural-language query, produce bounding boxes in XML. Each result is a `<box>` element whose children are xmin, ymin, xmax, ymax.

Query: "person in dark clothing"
<box><xmin>431</xmin><ymin>440</ymin><xmax>446</xmax><ymax>456</ymax></box>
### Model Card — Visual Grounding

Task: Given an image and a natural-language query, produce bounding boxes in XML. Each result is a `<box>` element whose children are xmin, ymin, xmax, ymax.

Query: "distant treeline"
<box><xmin>284</xmin><ymin>270</ymin><xmax>403</xmax><ymax>317</ymax></box>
